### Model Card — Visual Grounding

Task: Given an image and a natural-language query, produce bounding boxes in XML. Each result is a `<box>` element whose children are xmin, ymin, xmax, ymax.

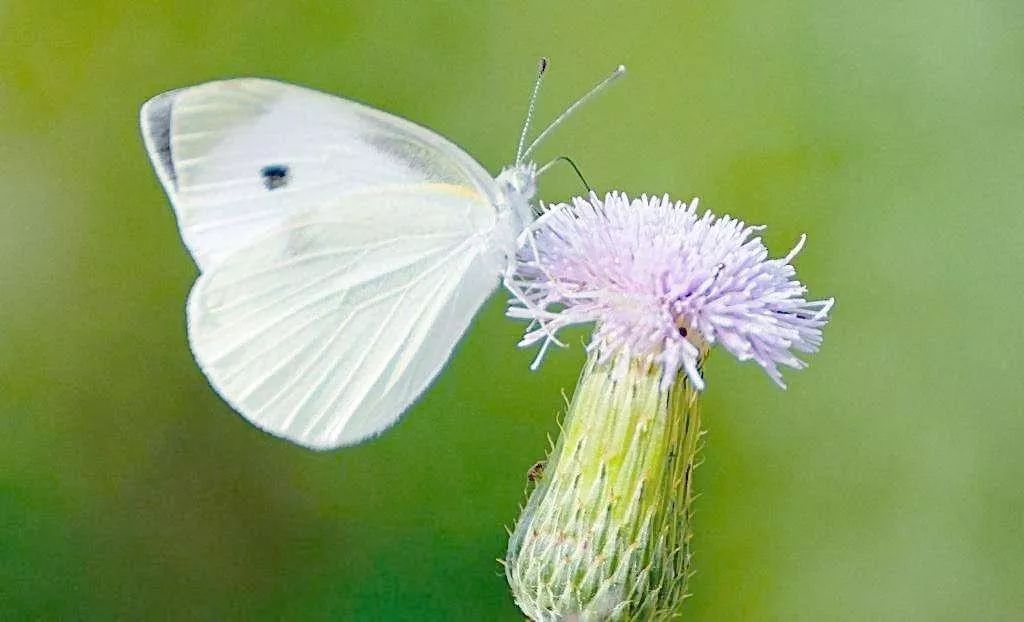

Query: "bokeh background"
<box><xmin>2</xmin><ymin>1</ymin><xmax>1022</xmax><ymax>619</ymax></box>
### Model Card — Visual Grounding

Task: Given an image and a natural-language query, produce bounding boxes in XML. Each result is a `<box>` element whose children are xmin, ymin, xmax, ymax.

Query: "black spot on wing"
<box><xmin>261</xmin><ymin>164</ymin><xmax>289</xmax><ymax>190</ymax></box>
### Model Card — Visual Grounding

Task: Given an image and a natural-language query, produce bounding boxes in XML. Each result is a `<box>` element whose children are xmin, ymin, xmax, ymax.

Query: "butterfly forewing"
<box><xmin>141</xmin><ymin>78</ymin><xmax>500</xmax><ymax>270</ymax></box>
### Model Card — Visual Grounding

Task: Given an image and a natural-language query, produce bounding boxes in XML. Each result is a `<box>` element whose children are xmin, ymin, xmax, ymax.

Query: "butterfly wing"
<box><xmin>187</xmin><ymin>187</ymin><xmax>500</xmax><ymax>449</ymax></box>
<box><xmin>141</xmin><ymin>79</ymin><xmax>510</xmax><ymax>449</ymax></box>
<box><xmin>140</xmin><ymin>78</ymin><xmax>500</xmax><ymax>270</ymax></box>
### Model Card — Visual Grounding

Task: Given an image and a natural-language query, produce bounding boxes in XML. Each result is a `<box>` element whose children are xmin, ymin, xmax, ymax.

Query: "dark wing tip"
<box><xmin>140</xmin><ymin>89</ymin><xmax>181</xmax><ymax>193</ymax></box>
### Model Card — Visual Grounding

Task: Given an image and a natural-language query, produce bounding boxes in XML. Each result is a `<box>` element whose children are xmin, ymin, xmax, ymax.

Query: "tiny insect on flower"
<box><xmin>526</xmin><ymin>460</ymin><xmax>547</xmax><ymax>483</ymax></box>
<box><xmin>502</xmin><ymin>192</ymin><xmax>832</xmax><ymax>620</ymax></box>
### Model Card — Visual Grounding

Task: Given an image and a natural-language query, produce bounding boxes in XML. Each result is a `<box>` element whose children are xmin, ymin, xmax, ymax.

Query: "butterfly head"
<box><xmin>497</xmin><ymin>162</ymin><xmax>538</xmax><ymax>216</ymax></box>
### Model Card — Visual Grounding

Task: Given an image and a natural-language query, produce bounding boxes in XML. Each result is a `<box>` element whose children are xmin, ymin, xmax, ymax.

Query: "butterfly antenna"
<box><xmin>522</xmin><ymin>64</ymin><xmax>626</xmax><ymax>161</ymax></box>
<box><xmin>537</xmin><ymin>156</ymin><xmax>593</xmax><ymax>193</ymax></box>
<box><xmin>515</xmin><ymin>57</ymin><xmax>549</xmax><ymax>165</ymax></box>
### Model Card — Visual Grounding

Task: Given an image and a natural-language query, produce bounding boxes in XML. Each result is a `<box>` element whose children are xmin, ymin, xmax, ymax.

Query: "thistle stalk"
<box><xmin>505</xmin><ymin>353</ymin><xmax>703</xmax><ymax>621</ymax></box>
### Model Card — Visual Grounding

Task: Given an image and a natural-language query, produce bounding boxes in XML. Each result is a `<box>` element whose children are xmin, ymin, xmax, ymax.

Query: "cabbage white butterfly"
<box><xmin>141</xmin><ymin>60</ymin><xmax>624</xmax><ymax>449</ymax></box>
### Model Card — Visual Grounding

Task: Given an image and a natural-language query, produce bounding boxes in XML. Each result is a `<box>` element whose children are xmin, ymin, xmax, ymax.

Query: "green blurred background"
<box><xmin>2</xmin><ymin>1</ymin><xmax>1022</xmax><ymax>619</ymax></box>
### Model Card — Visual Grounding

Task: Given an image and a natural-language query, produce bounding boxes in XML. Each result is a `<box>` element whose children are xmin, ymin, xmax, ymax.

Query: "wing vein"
<box><xmin>323</xmin><ymin>248</ymin><xmax>479</xmax><ymax>441</ymax></box>
<box><xmin>291</xmin><ymin>239</ymin><xmax>476</xmax><ymax>441</ymax></box>
<box><xmin>204</xmin><ymin>241</ymin><xmax>457</xmax><ymax>367</ymax></box>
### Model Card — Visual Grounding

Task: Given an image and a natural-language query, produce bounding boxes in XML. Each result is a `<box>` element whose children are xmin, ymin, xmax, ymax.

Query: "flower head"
<box><xmin>505</xmin><ymin>192</ymin><xmax>833</xmax><ymax>389</ymax></box>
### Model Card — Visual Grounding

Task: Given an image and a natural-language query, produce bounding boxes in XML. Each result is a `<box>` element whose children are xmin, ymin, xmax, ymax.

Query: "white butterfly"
<box><xmin>141</xmin><ymin>60</ymin><xmax>625</xmax><ymax>450</ymax></box>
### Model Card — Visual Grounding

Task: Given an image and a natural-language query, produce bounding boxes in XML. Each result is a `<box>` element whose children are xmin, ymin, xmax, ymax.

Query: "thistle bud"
<box><xmin>505</xmin><ymin>354</ymin><xmax>702</xmax><ymax>620</ymax></box>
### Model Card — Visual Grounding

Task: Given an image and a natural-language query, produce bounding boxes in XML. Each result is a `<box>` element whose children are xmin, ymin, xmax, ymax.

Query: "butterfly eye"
<box><xmin>260</xmin><ymin>164</ymin><xmax>289</xmax><ymax>190</ymax></box>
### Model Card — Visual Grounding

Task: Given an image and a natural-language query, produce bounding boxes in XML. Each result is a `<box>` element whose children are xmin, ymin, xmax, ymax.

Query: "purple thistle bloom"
<box><xmin>505</xmin><ymin>191</ymin><xmax>833</xmax><ymax>390</ymax></box>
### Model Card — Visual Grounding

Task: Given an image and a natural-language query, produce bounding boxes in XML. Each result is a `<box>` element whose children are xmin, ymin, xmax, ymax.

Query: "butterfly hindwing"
<box><xmin>186</xmin><ymin>188</ymin><xmax>501</xmax><ymax>449</ymax></box>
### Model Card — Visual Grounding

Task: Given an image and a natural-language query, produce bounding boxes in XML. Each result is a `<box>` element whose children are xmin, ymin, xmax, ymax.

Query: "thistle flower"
<box><xmin>506</xmin><ymin>192</ymin><xmax>833</xmax><ymax>390</ymax></box>
<box><xmin>502</xmin><ymin>192</ymin><xmax>832</xmax><ymax>621</ymax></box>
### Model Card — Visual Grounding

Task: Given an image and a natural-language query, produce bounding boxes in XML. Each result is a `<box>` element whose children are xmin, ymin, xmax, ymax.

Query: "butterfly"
<box><xmin>140</xmin><ymin>60</ymin><xmax>625</xmax><ymax>450</ymax></box>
